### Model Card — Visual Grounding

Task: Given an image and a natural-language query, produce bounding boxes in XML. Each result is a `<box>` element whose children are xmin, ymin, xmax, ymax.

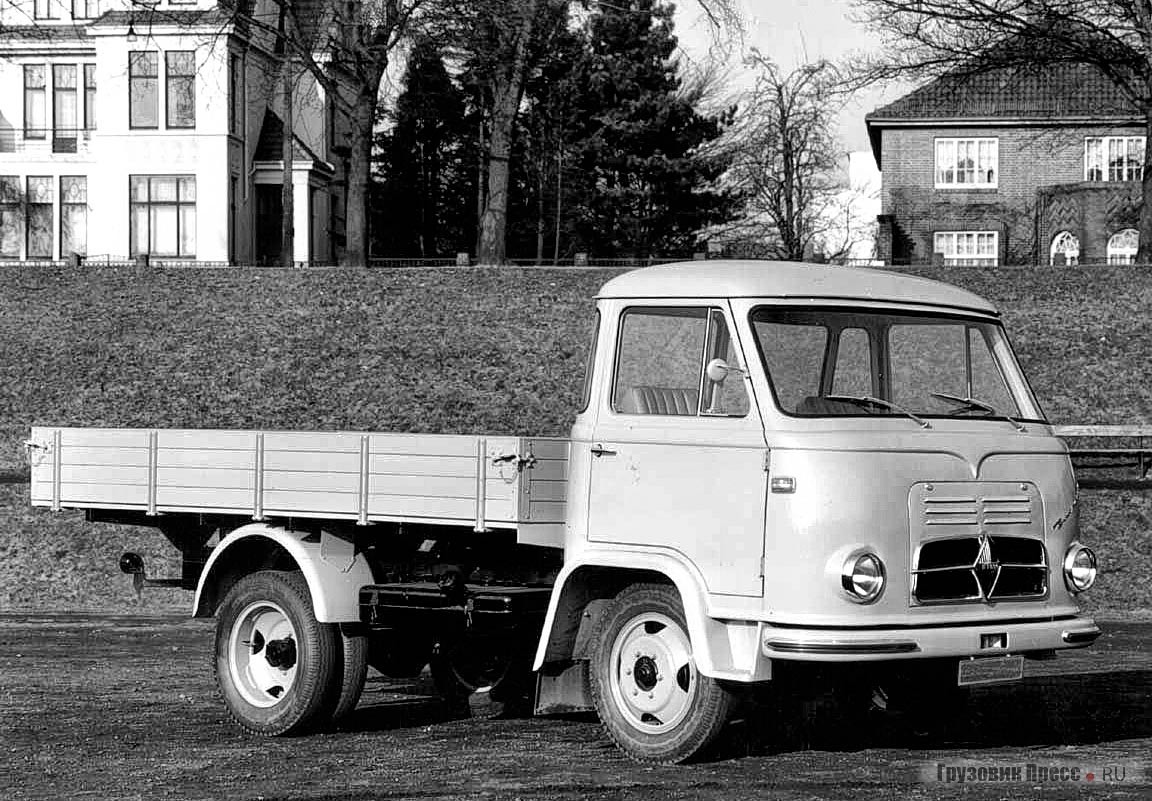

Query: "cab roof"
<box><xmin>596</xmin><ymin>260</ymin><xmax>999</xmax><ymax>316</ymax></box>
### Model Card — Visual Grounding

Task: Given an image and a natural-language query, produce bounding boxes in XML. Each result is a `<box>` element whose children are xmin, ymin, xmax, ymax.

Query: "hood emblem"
<box><xmin>973</xmin><ymin>533</ymin><xmax>1001</xmax><ymax>600</ymax></box>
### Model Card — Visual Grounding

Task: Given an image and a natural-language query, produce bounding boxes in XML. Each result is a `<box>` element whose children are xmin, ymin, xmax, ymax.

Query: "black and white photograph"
<box><xmin>1</xmin><ymin>0</ymin><xmax>1150</xmax><ymax>797</ymax></box>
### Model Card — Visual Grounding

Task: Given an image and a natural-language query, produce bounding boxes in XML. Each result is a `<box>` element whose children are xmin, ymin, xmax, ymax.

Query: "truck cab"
<box><xmin>535</xmin><ymin>260</ymin><xmax>1099</xmax><ymax>762</ymax></box>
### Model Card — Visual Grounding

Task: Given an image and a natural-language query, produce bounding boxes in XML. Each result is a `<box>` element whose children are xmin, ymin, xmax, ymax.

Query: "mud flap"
<box><xmin>534</xmin><ymin>661</ymin><xmax>593</xmax><ymax>715</ymax></box>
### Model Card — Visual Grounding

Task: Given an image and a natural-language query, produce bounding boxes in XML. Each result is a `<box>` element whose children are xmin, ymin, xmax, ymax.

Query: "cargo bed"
<box><xmin>28</xmin><ymin>427</ymin><xmax>569</xmax><ymax>547</ymax></box>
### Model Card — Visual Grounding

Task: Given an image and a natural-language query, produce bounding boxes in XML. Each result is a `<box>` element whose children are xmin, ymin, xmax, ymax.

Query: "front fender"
<box><xmin>193</xmin><ymin>523</ymin><xmax>374</xmax><ymax>623</ymax></box>
<box><xmin>532</xmin><ymin>548</ymin><xmax>767</xmax><ymax>682</ymax></box>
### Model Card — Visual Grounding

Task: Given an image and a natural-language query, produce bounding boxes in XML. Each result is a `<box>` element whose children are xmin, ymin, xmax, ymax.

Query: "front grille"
<box><xmin>910</xmin><ymin>482</ymin><xmax>1047</xmax><ymax>605</ymax></box>
<box><xmin>914</xmin><ymin>536</ymin><xmax>1047</xmax><ymax>603</ymax></box>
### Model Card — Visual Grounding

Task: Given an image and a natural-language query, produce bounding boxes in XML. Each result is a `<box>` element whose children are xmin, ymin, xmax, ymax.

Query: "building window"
<box><xmin>1085</xmin><ymin>136</ymin><xmax>1145</xmax><ymax>182</ymax></box>
<box><xmin>1107</xmin><ymin>228</ymin><xmax>1139</xmax><ymax>265</ymax></box>
<box><xmin>1050</xmin><ymin>231</ymin><xmax>1080</xmax><ymax>266</ymax></box>
<box><xmin>228</xmin><ymin>53</ymin><xmax>243</xmax><ymax>136</ymax></box>
<box><xmin>130</xmin><ymin>176</ymin><xmax>196</xmax><ymax>257</ymax></box>
<box><xmin>71</xmin><ymin>0</ymin><xmax>97</xmax><ymax>18</ymax></box>
<box><xmin>935</xmin><ymin>137</ymin><xmax>998</xmax><ymax>188</ymax></box>
<box><xmin>933</xmin><ymin>231</ymin><xmax>999</xmax><ymax>266</ymax></box>
<box><xmin>0</xmin><ymin>177</ymin><xmax>20</xmax><ymax>259</ymax></box>
<box><xmin>53</xmin><ymin>65</ymin><xmax>78</xmax><ymax>153</ymax></box>
<box><xmin>165</xmin><ymin>52</ymin><xmax>195</xmax><ymax>128</ymax></box>
<box><xmin>60</xmin><ymin>176</ymin><xmax>87</xmax><ymax>257</ymax></box>
<box><xmin>24</xmin><ymin>65</ymin><xmax>46</xmax><ymax>139</ymax></box>
<box><xmin>84</xmin><ymin>64</ymin><xmax>96</xmax><ymax>130</ymax></box>
<box><xmin>34</xmin><ymin>0</ymin><xmax>57</xmax><ymax>19</ymax></box>
<box><xmin>129</xmin><ymin>52</ymin><xmax>159</xmax><ymax>129</ymax></box>
<box><xmin>27</xmin><ymin>177</ymin><xmax>53</xmax><ymax>259</ymax></box>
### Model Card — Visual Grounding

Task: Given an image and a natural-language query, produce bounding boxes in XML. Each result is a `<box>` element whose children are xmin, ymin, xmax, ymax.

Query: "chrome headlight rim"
<box><xmin>840</xmin><ymin>551</ymin><xmax>886</xmax><ymax>604</ymax></box>
<box><xmin>1063</xmin><ymin>543</ymin><xmax>1097</xmax><ymax>593</ymax></box>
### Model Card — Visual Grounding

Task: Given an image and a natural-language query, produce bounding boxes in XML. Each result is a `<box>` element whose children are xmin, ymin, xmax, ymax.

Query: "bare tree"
<box><xmin>714</xmin><ymin>54</ymin><xmax>849</xmax><ymax>261</ymax></box>
<box><xmin>850</xmin><ymin>0</ymin><xmax>1152</xmax><ymax>260</ymax></box>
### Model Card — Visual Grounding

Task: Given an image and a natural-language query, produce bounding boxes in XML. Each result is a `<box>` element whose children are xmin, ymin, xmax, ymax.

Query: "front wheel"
<box><xmin>588</xmin><ymin>584</ymin><xmax>732</xmax><ymax>764</ymax></box>
<box><xmin>213</xmin><ymin>570</ymin><xmax>340</xmax><ymax>736</ymax></box>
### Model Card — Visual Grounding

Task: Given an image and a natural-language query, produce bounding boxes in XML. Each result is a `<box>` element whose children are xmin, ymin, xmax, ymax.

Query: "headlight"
<box><xmin>1063</xmin><ymin>544</ymin><xmax>1097</xmax><ymax>593</ymax></box>
<box><xmin>841</xmin><ymin>552</ymin><xmax>886</xmax><ymax>603</ymax></box>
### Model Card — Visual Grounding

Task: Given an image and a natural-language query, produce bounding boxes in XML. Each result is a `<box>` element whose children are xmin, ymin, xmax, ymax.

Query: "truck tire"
<box><xmin>213</xmin><ymin>570</ymin><xmax>340</xmax><ymax>736</ymax></box>
<box><xmin>430</xmin><ymin>636</ymin><xmax>535</xmax><ymax>719</ymax></box>
<box><xmin>330</xmin><ymin>625</ymin><xmax>368</xmax><ymax>725</ymax></box>
<box><xmin>588</xmin><ymin>583</ymin><xmax>732</xmax><ymax>764</ymax></box>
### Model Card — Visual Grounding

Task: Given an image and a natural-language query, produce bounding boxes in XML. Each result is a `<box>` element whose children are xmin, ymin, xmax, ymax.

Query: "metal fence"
<box><xmin>6</xmin><ymin>256</ymin><xmax>1152</xmax><ymax>271</ymax></box>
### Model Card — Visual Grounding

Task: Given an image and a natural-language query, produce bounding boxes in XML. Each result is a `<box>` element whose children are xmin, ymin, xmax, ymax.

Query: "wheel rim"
<box><xmin>228</xmin><ymin>601</ymin><xmax>299</xmax><ymax>709</ymax></box>
<box><xmin>608</xmin><ymin>612</ymin><xmax>697</xmax><ymax>734</ymax></box>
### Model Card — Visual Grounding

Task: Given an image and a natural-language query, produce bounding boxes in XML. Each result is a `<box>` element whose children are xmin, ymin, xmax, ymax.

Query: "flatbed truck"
<box><xmin>28</xmin><ymin>261</ymin><xmax>1100</xmax><ymax>763</ymax></box>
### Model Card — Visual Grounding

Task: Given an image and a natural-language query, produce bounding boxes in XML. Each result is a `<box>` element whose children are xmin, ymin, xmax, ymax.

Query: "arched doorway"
<box><xmin>1049</xmin><ymin>231</ymin><xmax>1080</xmax><ymax>266</ymax></box>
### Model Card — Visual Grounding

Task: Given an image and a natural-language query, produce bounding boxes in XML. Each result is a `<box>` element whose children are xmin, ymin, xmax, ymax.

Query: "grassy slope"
<box><xmin>0</xmin><ymin>264</ymin><xmax>1149</xmax><ymax>612</ymax></box>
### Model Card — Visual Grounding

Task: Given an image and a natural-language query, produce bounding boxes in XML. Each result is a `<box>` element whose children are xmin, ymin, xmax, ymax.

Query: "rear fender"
<box><xmin>192</xmin><ymin>523</ymin><xmax>373</xmax><ymax>623</ymax></box>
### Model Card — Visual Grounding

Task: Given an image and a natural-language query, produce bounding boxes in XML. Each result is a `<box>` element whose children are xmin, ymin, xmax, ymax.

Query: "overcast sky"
<box><xmin>676</xmin><ymin>0</ymin><xmax>899</xmax><ymax>154</ymax></box>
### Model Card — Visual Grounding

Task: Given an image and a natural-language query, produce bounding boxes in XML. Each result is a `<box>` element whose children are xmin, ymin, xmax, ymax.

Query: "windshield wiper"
<box><xmin>824</xmin><ymin>394</ymin><xmax>932</xmax><ymax>429</ymax></box>
<box><xmin>930</xmin><ymin>392</ymin><xmax>1027</xmax><ymax>432</ymax></box>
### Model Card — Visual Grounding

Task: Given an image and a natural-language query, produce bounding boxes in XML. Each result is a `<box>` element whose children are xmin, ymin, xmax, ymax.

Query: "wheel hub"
<box><xmin>633</xmin><ymin>655</ymin><xmax>659</xmax><ymax>691</ymax></box>
<box><xmin>609</xmin><ymin>613</ymin><xmax>697</xmax><ymax>733</ymax></box>
<box><xmin>228</xmin><ymin>601</ymin><xmax>300</xmax><ymax>708</ymax></box>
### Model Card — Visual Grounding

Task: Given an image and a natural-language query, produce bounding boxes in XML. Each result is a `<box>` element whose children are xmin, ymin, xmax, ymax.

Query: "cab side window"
<box><xmin>613</xmin><ymin>307</ymin><xmax>748</xmax><ymax>417</ymax></box>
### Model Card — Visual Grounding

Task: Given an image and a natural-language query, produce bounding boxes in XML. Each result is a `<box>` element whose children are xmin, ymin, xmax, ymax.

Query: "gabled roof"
<box><xmin>598</xmin><ymin>260</ymin><xmax>998</xmax><ymax>315</ymax></box>
<box><xmin>865</xmin><ymin>62</ymin><xmax>1143</xmax><ymax>165</ymax></box>
<box><xmin>0</xmin><ymin>24</ymin><xmax>90</xmax><ymax>41</ymax></box>
<box><xmin>254</xmin><ymin>109</ymin><xmax>330</xmax><ymax>171</ymax></box>
<box><xmin>90</xmin><ymin>8</ymin><xmax>233</xmax><ymax>28</ymax></box>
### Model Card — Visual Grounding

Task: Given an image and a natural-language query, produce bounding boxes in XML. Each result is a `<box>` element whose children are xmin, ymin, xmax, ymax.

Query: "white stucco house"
<box><xmin>0</xmin><ymin>0</ymin><xmax>349</xmax><ymax>264</ymax></box>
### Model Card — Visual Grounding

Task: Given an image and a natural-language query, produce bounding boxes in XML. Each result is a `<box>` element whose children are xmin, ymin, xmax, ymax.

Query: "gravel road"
<box><xmin>2</xmin><ymin>614</ymin><xmax>1150</xmax><ymax>800</ymax></box>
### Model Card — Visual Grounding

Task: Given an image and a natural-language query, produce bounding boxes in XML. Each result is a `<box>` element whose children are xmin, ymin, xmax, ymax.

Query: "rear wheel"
<box><xmin>430</xmin><ymin>636</ymin><xmax>535</xmax><ymax>719</ymax></box>
<box><xmin>213</xmin><ymin>570</ymin><xmax>340</xmax><ymax>736</ymax></box>
<box><xmin>330</xmin><ymin>625</ymin><xmax>369</xmax><ymax>724</ymax></box>
<box><xmin>588</xmin><ymin>584</ymin><xmax>732</xmax><ymax>764</ymax></box>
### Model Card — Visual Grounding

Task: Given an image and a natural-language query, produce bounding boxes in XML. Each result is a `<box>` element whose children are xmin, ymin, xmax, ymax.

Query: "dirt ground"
<box><xmin>1</xmin><ymin>614</ymin><xmax>1150</xmax><ymax>801</ymax></box>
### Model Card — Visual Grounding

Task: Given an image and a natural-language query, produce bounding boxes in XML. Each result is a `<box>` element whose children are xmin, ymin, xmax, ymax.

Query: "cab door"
<box><xmin>586</xmin><ymin>303</ymin><xmax>767</xmax><ymax>597</ymax></box>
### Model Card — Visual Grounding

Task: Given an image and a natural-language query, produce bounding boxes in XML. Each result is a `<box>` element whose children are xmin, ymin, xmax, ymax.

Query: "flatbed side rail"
<box><xmin>25</xmin><ymin>428</ymin><xmax>569</xmax><ymax>542</ymax></box>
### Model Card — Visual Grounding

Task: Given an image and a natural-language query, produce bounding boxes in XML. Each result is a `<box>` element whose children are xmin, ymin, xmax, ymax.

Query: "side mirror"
<box><xmin>706</xmin><ymin>358</ymin><xmax>733</xmax><ymax>384</ymax></box>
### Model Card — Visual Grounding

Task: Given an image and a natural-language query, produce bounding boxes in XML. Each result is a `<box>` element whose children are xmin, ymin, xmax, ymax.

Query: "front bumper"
<box><xmin>760</xmin><ymin>615</ymin><xmax>1101</xmax><ymax>662</ymax></box>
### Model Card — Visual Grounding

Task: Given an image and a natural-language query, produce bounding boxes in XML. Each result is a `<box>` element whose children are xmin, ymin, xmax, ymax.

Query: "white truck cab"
<box><xmin>29</xmin><ymin>260</ymin><xmax>1099</xmax><ymax>765</ymax></box>
<box><xmin>534</xmin><ymin>261</ymin><xmax>1098</xmax><ymax>761</ymax></box>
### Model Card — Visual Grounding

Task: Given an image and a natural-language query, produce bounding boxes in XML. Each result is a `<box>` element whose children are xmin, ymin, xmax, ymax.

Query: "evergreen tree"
<box><xmin>566</xmin><ymin>0</ymin><xmax>733</xmax><ymax>259</ymax></box>
<box><xmin>374</xmin><ymin>39</ymin><xmax>475</xmax><ymax>258</ymax></box>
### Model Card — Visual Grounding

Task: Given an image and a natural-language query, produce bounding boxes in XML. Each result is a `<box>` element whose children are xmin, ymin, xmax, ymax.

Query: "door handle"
<box><xmin>590</xmin><ymin>444</ymin><xmax>617</xmax><ymax>457</ymax></box>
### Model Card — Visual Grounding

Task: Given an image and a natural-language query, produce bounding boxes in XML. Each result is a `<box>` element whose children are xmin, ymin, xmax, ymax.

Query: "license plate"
<box><xmin>957</xmin><ymin>655</ymin><xmax>1024</xmax><ymax>686</ymax></box>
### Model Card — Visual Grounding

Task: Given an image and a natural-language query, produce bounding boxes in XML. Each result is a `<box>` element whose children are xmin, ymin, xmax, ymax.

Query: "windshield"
<box><xmin>749</xmin><ymin>307</ymin><xmax>1045</xmax><ymax>423</ymax></box>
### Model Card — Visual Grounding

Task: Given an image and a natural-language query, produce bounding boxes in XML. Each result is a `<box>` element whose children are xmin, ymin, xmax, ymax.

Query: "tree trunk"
<box><xmin>1139</xmin><ymin>112</ymin><xmax>1152</xmax><ymax>264</ymax></box>
<box><xmin>281</xmin><ymin>58</ymin><xmax>295</xmax><ymax>268</ymax></box>
<box><xmin>345</xmin><ymin>75</ymin><xmax>382</xmax><ymax>268</ymax></box>
<box><xmin>476</xmin><ymin>0</ymin><xmax>541</xmax><ymax>266</ymax></box>
<box><xmin>535</xmin><ymin>147</ymin><xmax>546</xmax><ymax>264</ymax></box>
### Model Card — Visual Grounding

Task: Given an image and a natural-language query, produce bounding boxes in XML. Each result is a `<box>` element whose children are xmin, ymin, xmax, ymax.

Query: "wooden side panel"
<box><xmin>29</xmin><ymin>427</ymin><xmax>570</xmax><ymax>534</ymax></box>
<box><xmin>29</xmin><ymin>427</ymin><xmax>151</xmax><ymax>507</ymax></box>
<box><xmin>154</xmin><ymin>430</ymin><xmax>255</xmax><ymax>510</ymax></box>
<box><xmin>524</xmin><ymin>438</ymin><xmax>569</xmax><ymax>525</ymax></box>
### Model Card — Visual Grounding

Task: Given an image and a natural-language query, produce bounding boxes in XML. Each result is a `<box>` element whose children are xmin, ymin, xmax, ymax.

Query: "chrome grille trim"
<box><xmin>912</xmin><ymin>535</ymin><xmax>1048</xmax><ymax>604</ymax></box>
<box><xmin>911</xmin><ymin>482</ymin><xmax>1047</xmax><ymax>605</ymax></box>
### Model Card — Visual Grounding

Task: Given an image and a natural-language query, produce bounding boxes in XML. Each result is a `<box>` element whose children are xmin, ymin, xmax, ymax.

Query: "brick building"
<box><xmin>866</xmin><ymin>63</ymin><xmax>1147</xmax><ymax>266</ymax></box>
